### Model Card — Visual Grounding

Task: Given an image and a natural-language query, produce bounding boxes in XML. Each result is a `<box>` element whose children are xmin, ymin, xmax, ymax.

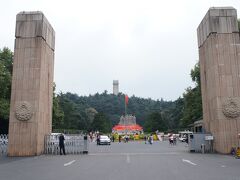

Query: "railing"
<box><xmin>44</xmin><ymin>134</ymin><xmax>89</xmax><ymax>155</ymax></box>
<box><xmin>0</xmin><ymin>134</ymin><xmax>8</xmax><ymax>155</ymax></box>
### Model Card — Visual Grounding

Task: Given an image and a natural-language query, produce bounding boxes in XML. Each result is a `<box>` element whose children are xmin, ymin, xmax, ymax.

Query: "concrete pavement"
<box><xmin>0</xmin><ymin>141</ymin><xmax>240</xmax><ymax>180</ymax></box>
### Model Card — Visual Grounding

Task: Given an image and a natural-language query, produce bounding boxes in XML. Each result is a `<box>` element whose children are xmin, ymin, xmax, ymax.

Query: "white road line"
<box><xmin>182</xmin><ymin>159</ymin><xmax>197</xmax><ymax>166</ymax></box>
<box><xmin>221</xmin><ymin>165</ymin><xmax>226</xmax><ymax>168</ymax></box>
<box><xmin>126</xmin><ymin>154</ymin><xmax>130</xmax><ymax>163</ymax></box>
<box><xmin>64</xmin><ymin>160</ymin><xmax>76</xmax><ymax>167</ymax></box>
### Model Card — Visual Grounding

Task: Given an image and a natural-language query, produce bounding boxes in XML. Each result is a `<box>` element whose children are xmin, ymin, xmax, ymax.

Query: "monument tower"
<box><xmin>113</xmin><ymin>80</ymin><xmax>119</xmax><ymax>95</ymax></box>
<box><xmin>8</xmin><ymin>11</ymin><xmax>55</xmax><ymax>156</ymax></box>
<box><xmin>197</xmin><ymin>7</ymin><xmax>240</xmax><ymax>153</ymax></box>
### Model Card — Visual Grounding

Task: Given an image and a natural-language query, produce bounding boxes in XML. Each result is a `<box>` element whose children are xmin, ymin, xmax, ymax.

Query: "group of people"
<box><xmin>114</xmin><ymin>135</ymin><xmax>130</xmax><ymax>143</ymax></box>
<box><xmin>231</xmin><ymin>147</ymin><xmax>240</xmax><ymax>158</ymax></box>
<box><xmin>89</xmin><ymin>132</ymin><xmax>99</xmax><ymax>142</ymax></box>
<box><xmin>144</xmin><ymin>135</ymin><xmax>153</xmax><ymax>144</ymax></box>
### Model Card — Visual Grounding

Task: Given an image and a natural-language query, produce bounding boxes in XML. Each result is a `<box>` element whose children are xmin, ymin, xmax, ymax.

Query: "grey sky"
<box><xmin>0</xmin><ymin>0</ymin><xmax>239</xmax><ymax>100</ymax></box>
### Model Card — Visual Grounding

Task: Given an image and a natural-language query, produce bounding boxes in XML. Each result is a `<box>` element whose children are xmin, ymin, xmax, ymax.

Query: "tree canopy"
<box><xmin>181</xmin><ymin>62</ymin><xmax>202</xmax><ymax>127</ymax></box>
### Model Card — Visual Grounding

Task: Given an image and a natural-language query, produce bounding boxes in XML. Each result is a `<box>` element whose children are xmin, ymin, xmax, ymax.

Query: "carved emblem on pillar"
<box><xmin>15</xmin><ymin>101</ymin><xmax>33</xmax><ymax>121</ymax></box>
<box><xmin>222</xmin><ymin>98</ymin><xmax>240</xmax><ymax>118</ymax></box>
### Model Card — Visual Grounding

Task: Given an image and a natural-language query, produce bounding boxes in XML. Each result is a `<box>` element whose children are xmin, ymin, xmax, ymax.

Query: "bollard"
<box><xmin>201</xmin><ymin>144</ymin><xmax>205</xmax><ymax>154</ymax></box>
<box><xmin>83</xmin><ymin>135</ymin><xmax>88</xmax><ymax>154</ymax></box>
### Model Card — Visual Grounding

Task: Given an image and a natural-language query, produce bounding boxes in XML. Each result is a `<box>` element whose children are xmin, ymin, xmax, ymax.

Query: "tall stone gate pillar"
<box><xmin>8</xmin><ymin>12</ymin><xmax>55</xmax><ymax>156</ymax></box>
<box><xmin>197</xmin><ymin>7</ymin><xmax>240</xmax><ymax>153</ymax></box>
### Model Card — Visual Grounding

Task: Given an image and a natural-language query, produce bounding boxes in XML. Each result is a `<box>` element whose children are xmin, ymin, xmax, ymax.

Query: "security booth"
<box><xmin>188</xmin><ymin>133</ymin><xmax>213</xmax><ymax>153</ymax></box>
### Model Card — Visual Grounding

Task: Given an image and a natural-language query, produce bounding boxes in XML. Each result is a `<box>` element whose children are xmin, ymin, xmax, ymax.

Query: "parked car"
<box><xmin>98</xmin><ymin>135</ymin><xmax>111</xmax><ymax>145</ymax></box>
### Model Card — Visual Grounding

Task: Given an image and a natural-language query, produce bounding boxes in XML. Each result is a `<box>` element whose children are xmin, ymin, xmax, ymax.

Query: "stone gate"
<box><xmin>197</xmin><ymin>7</ymin><xmax>240</xmax><ymax>153</ymax></box>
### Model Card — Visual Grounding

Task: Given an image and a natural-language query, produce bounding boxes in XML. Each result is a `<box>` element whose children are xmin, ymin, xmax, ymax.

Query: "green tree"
<box><xmin>181</xmin><ymin>62</ymin><xmax>202</xmax><ymax>127</ymax></box>
<box><xmin>144</xmin><ymin>112</ymin><xmax>167</xmax><ymax>132</ymax></box>
<box><xmin>91</xmin><ymin>112</ymin><xmax>111</xmax><ymax>133</ymax></box>
<box><xmin>85</xmin><ymin>107</ymin><xmax>98</xmax><ymax>124</ymax></box>
<box><xmin>57</xmin><ymin>93</ymin><xmax>90</xmax><ymax>132</ymax></box>
<box><xmin>52</xmin><ymin>84</ymin><xmax>64</xmax><ymax>130</ymax></box>
<box><xmin>0</xmin><ymin>47</ymin><xmax>13</xmax><ymax>134</ymax></box>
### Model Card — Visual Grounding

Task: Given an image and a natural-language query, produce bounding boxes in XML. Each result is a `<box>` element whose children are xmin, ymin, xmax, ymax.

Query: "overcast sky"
<box><xmin>0</xmin><ymin>0</ymin><xmax>239</xmax><ymax>100</ymax></box>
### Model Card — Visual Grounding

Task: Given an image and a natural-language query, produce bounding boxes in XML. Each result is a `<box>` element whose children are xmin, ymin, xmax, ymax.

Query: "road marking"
<box><xmin>64</xmin><ymin>160</ymin><xmax>76</xmax><ymax>167</ymax></box>
<box><xmin>126</xmin><ymin>154</ymin><xmax>130</xmax><ymax>163</ymax></box>
<box><xmin>221</xmin><ymin>165</ymin><xmax>226</xmax><ymax>168</ymax></box>
<box><xmin>182</xmin><ymin>159</ymin><xmax>197</xmax><ymax>166</ymax></box>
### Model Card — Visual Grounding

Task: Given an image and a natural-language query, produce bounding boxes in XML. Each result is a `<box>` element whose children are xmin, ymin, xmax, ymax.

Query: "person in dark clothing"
<box><xmin>185</xmin><ymin>135</ymin><xmax>189</xmax><ymax>145</ymax></box>
<box><xmin>144</xmin><ymin>135</ymin><xmax>147</xmax><ymax>144</ymax></box>
<box><xmin>59</xmin><ymin>134</ymin><xmax>66</xmax><ymax>155</ymax></box>
<box><xmin>97</xmin><ymin>135</ymin><xmax>100</xmax><ymax>145</ymax></box>
<box><xmin>118</xmin><ymin>135</ymin><xmax>121</xmax><ymax>143</ymax></box>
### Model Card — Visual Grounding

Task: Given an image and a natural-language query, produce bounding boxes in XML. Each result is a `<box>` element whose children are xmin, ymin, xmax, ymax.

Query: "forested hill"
<box><xmin>54</xmin><ymin>91</ymin><xmax>184</xmax><ymax>132</ymax></box>
<box><xmin>1</xmin><ymin>47</ymin><xmax>203</xmax><ymax>134</ymax></box>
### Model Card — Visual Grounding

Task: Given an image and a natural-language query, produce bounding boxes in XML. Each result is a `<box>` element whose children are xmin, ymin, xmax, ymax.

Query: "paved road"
<box><xmin>0</xmin><ymin>141</ymin><xmax>240</xmax><ymax>180</ymax></box>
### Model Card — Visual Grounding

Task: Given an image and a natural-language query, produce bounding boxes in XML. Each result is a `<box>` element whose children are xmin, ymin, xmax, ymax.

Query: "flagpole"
<box><xmin>125</xmin><ymin>101</ymin><xmax>127</xmax><ymax>116</ymax></box>
<box><xmin>125</xmin><ymin>95</ymin><xmax>128</xmax><ymax>116</ymax></box>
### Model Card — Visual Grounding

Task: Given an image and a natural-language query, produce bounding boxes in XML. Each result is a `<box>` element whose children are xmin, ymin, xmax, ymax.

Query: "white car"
<box><xmin>98</xmin><ymin>135</ymin><xmax>111</xmax><ymax>145</ymax></box>
<box><xmin>179</xmin><ymin>136</ymin><xmax>187</xmax><ymax>142</ymax></box>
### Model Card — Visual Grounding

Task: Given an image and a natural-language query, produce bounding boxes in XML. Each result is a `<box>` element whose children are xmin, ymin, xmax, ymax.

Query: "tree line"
<box><xmin>0</xmin><ymin>47</ymin><xmax>203</xmax><ymax>134</ymax></box>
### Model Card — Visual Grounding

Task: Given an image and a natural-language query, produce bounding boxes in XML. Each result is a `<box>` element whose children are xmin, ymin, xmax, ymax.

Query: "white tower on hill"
<box><xmin>113</xmin><ymin>80</ymin><xmax>119</xmax><ymax>95</ymax></box>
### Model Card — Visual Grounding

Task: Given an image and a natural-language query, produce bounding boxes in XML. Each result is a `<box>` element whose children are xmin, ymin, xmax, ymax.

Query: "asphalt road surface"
<box><xmin>1</xmin><ymin>141</ymin><xmax>240</xmax><ymax>180</ymax></box>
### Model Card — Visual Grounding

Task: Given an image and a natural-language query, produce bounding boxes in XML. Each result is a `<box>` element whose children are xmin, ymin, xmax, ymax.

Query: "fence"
<box><xmin>44</xmin><ymin>134</ymin><xmax>89</xmax><ymax>155</ymax></box>
<box><xmin>0</xmin><ymin>134</ymin><xmax>8</xmax><ymax>155</ymax></box>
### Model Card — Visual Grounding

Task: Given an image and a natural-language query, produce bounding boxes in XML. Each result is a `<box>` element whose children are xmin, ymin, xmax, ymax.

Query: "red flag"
<box><xmin>125</xmin><ymin>95</ymin><xmax>129</xmax><ymax>105</ymax></box>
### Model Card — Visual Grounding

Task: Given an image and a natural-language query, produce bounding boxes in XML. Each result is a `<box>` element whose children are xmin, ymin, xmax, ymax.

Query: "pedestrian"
<box><xmin>150</xmin><ymin>134</ymin><xmax>153</xmax><ymax>145</ymax></box>
<box><xmin>90</xmin><ymin>132</ymin><xmax>93</xmax><ymax>142</ymax></box>
<box><xmin>185</xmin><ymin>135</ymin><xmax>189</xmax><ymax>146</ymax></box>
<box><xmin>126</xmin><ymin>135</ymin><xmax>129</xmax><ymax>143</ymax></box>
<box><xmin>59</xmin><ymin>134</ymin><xmax>66</xmax><ymax>155</ymax></box>
<box><xmin>169</xmin><ymin>135</ymin><xmax>173</xmax><ymax>145</ymax></box>
<box><xmin>112</xmin><ymin>135</ymin><xmax>115</xmax><ymax>142</ymax></box>
<box><xmin>173</xmin><ymin>135</ymin><xmax>177</xmax><ymax>145</ymax></box>
<box><xmin>144</xmin><ymin>135</ymin><xmax>147</xmax><ymax>144</ymax></box>
<box><xmin>97</xmin><ymin>134</ymin><xmax>100</xmax><ymax>145</ymax></box>
<box><xmin>148</xmin><ymin>135</ymin><xmax>152</xmax><ymax>145</ymax></box>
<box><xmin>119</xmin><ymin>135</ymin><xmax>121</xmax><ymax>143</ymax></box>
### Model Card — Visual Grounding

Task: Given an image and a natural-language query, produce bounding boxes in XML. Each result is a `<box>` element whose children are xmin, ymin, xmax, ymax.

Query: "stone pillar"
<box><xmin>197</xmin><ymin>7</ymin><xmax>240</xmax><ymax>153</ymax></box>
<box><xmin>8</xmin><ymin>11</ymin><xmax>55</xmax><ymax>156</ymax></box>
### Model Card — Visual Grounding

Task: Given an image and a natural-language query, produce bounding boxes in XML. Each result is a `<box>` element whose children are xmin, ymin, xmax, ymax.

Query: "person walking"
<box><xmin>97</xmin><ymin>134</ymin><xmax>100</xmax><ymax>145</ymax></box>
<box><xmin>173</xmin><ymin>135</ymin><xmax>177</xmax><ymax>145</ymax></box>
<box><xmin>59</xmin><ymin>134</ymin><xmax>66</xmax><ymax>155</ymax></box>
<box><xmin>148</xmin><ymin>135</ymin><xmax>152</xmax><ymax>145</ymax></box>
<box><xmin>150</xmin><ymin>134</ymin><xmax>153</xmax><ymax>145</ymax></box>
<box><xmin>144</xmin><ymin>135</ymin><xmax>147</xmax><ymax>144</ymax></box>
<box><xmin>118</xmin><ymin>135</ymin><xmax>121</xmax><ymax>143</ymax></box>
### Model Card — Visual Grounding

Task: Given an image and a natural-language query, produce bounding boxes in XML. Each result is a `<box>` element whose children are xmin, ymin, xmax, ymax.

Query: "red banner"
<box><xmin>125</xmin><ymin>95</ymin><xmax>129</xmax><ymax>105</ymax></box>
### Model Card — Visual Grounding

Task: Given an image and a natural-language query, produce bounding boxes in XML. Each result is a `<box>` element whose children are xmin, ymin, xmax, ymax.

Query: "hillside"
<box><xmin>54</xmin><ymin>91</ymin><xmax>184</xmax><ymax>132</ymax></box>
